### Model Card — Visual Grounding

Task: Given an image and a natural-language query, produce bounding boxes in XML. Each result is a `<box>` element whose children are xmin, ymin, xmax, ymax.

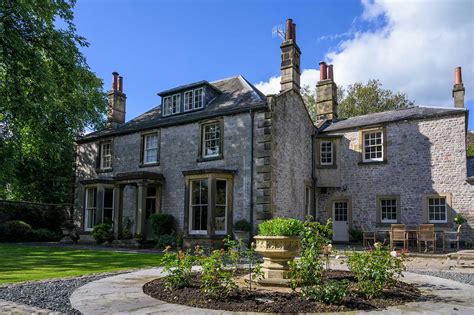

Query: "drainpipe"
<box><xmin>249</xmin><ymin>109</ymin><xmax>255</xmax><ymax>237</ymax></box>
<box><xmin>311</xmin><ymin>133</ymin><xmax>317</xmax><ymax>220</ymax></box>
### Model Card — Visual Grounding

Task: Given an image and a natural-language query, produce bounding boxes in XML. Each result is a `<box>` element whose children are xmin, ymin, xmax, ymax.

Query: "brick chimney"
<box><xmin>453</xmin><ymin>67</ymin><xmax>465</xmax><ymax>108</ymax></box>
<box><xmin>107</xmin><ymin>72</ymin><xmax>126</xmax><ymax>127</ymax></box>
<box><xmin>316</xmin><ymin>61</ymin><xmax>337</xmax><ymax>123</ymax></box>
<box><xmin>280</xmin><ymin>19</ymin><xmax>301</xmax><ymax>93</ymax></box>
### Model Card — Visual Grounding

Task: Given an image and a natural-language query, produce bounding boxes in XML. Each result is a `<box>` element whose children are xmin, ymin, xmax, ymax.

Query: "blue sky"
<box><xmin>73</xmin><ymin>0</ymin><xmax>473</xmax><ymax>130</ymax></box>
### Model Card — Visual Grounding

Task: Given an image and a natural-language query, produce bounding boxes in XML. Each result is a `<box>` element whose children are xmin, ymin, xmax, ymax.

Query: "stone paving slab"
<box><xmin>70</xmin><ymin>267</ymin><xmax>474</xmax><ymax>314</ymax></box>
<box><xmin>0</xmin><ymin>299</ymin><xmax>61</xmax><ymax>315</ymax></box>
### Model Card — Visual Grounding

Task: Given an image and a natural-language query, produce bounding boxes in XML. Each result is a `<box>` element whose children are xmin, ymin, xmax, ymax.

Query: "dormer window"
<box><xmin>163</xmin><ymin>94</ymin><xmax>181</xmax><ymax>116</ymax></box>
<box><xmin>184</xmin><ymin>88</ymin><xmax>204</xmax><ymax>111</ymax></box>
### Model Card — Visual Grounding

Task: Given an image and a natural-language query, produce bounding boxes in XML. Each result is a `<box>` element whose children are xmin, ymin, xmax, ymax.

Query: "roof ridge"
<box><xmin>210</xmin><ymin>75</ymin><xmax>240</xmax><ymax>84</ymax></box>
<box><xmin>237</xmin><ymin>75</ymin><xmax>266</xmax><ymax>101</ymax></box>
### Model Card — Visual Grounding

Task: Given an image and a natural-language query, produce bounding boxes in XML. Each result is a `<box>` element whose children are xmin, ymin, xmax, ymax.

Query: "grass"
<box><xmin>0</xmin><ymin>243</ymin><xmax>164</xmax><ymax>284</ymax></box>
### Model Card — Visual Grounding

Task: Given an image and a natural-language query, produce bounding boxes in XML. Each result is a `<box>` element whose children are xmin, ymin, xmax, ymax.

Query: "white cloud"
<box><xmin>255</xmin><ymin>69</ymin><xmax>320</xmax><ymax>95</ymax></box>
<box><xmin>255</xmin><ymin>0</ymin><xmax>474</xmax><ymax>107</ymax></box>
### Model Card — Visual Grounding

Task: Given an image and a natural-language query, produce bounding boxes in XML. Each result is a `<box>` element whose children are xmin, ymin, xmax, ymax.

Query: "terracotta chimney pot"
<box><xmin>455</xmin><ymin>67</ymin><xmax>462</xmax><ymax>85</ymax></box>
<box><xmin>118</xmin><ymin>76</ymin><xmax>123</xmax><ymax>92</ymax></box>
<box><xmin>328</xmin><ymin>64</ymin><xmax>334</xmax><ymax>81</ymax></box>
<box><xmin>112</xmin><ymin>72</ymin><xmax>119</xmax><ymax>90</ymax></box>
<box><xmin>285</xmin><ymin>19</ymin><xmax>294</xmax><ymax>40</ymax></box>
<box><xmin>319</xmin><ymin>61</ymin><xmax>328</xmax><ymax>80</ymax></box>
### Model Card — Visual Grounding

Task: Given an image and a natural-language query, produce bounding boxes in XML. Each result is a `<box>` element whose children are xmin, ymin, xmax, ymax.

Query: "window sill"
<box><xmin>139</xmin><ymin>162</ymin><xmax>160</xmax><ymax>168</ymax></box>
<box><xmin>184</xmin><ymin>234</ymin><xmax>228</xmax><ymax>239</ymax></box>
<box><xmin>376</xmin><ymin>222</ymin><xmax>400</xmax><ymax>227</ymax></box>
<box><xmin>96</xmin><ymin>168</ymin><xmax>113</xmax><ymax>173</ymax></box>
<box><xmin>358</xmin><ymin>160</ymin><xmax>387</xmax><ymax>166</ymax></box>
<box><xmin>316</xmin><ymin>165</ymin><xmax>338</xmax><ymax>169</ymax></box>
<box><xmin>197</xmin><ymin>155</ymin><xmax>224</xmax><ymax>163</ymax></box>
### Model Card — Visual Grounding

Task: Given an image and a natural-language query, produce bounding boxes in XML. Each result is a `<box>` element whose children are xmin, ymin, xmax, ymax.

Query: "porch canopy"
<box><xmin>112</xmin><ymin>171</ymin><xmax>165</xmax><ymax>238</ymax></box>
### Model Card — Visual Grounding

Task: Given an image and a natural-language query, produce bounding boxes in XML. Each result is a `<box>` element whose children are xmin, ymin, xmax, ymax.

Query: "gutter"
<box><xmin>249</xmin><ymin>109</ymin><xmax>255</xmax><ymax>236</ymax></box>
<box><xmin>311</xmin><ymin>133</ymin><xmax>317</xmax><ymax>220</ymax></box>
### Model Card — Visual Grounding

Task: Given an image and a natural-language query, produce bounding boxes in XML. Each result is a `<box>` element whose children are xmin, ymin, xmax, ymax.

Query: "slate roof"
<box><xmin>321</xmin><ymin>106</ymin><xmax>467</xmax><ymax>133</ymax></box>
<box><xmin>78</xmin><ymin>76</ymin><xmax>267</xmax><ymax>143</ymax></box>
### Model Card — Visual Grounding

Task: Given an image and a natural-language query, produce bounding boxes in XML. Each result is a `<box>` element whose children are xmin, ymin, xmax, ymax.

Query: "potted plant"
<box><xmin>254</xmin><ymin>217</ymin><xmax>303</xmax><ymax>285</ymax></box>
<box><xmin>454</xmin><ymin>213</ymin><xmax>466</xmax><ymax>226</ymax></box>
<box><xmin>233</xmin><ymin>219</ymin><xmax>251</xmax><ymax>247</ymax></box>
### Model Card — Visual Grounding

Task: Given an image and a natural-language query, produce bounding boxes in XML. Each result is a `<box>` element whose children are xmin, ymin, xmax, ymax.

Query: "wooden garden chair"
<box><xmin>390</xmin><ymin>224</ymin><xmax>407</xmax><ymax>250</ymax></box>
<box><xmin>417</xmin><ymin>224</ymin><xmax>436</xmax><ymax>253</ymax></box>
<box><xmin>443</xmin><ymin>224</ymin><xmax>462</xmax><ymax>252</ymax></box>
<box><xmin>361</xmin><ymin>224</ymin><xmax>376</xmax><ymax>248</ymax></box>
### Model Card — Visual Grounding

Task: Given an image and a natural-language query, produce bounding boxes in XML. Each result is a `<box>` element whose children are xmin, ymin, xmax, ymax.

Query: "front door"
<box><xmin>332</xmin><ymin>201</ymin><xmax>349</xmax><ymax>242</ymax></box>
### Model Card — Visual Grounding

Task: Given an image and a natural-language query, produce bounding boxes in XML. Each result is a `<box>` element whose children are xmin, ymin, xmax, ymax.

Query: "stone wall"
<box><xmin>74</xmin><ymin>111</ymin><xmax>261</xmax><ymax>233</ymax></box>
<box><xmin>317</xmin><ymin>113</ymin><xmax>474</xmax><ymax>241</ymax></box>
<box><xmin>270</xmin><ymin>90</ymin><xmax>314</xmax><ymax>220</ymax></box>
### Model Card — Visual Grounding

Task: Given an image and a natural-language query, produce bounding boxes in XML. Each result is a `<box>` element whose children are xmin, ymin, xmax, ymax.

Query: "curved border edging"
<box><xmin>70</xmin><ymin>268</ymin><xmax>474</xmax><ymax>314</ymax></box>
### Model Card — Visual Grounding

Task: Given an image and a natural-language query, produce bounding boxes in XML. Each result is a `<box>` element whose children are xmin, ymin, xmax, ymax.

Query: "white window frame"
<box><xmin>320</xmin><ymin>141</ymin><xmax>333</xmax><ymax>165</ymax></box>
<box><xmin>84</xmin><ymin>187</ymin><xmax>97</xmax><ymax>232</ymax></box>
<box><xmin>163</xmin><ymin>96</ymin><xmax>172</xmax><ymax>116</ymax></box>
<box><xmin>194</xmin><ymin>88</ymin><xmax>204</xmax><ymax>109</ymax></box>
<box><xmin>380</xmin><ymin>198</ymin><xmax>397</xmax><ymax>223</ymax></box>
<box><xmin>428</xmin><ymin>197</ymin><xmax>448</xmax><ymax>223</ymax></box>
<box><xmin>144</xmin><ymin>133</ymin><xmax>159</xmax><ymax>164</ymax></box>
<box><xmin>362</xmin><ymin>130</ymin><xmax>384</xmax><ymax>162</ymax></box>
<box><xmin>214</xmin><ymin>178</ymin><xmax>228</xmax><ymax>235</ymax></box>
<box><xmin>184</xmin><ymin>90</ymin><xmax>194</xmax><ymax>111</ymax></box>
<box><xmin>202</xmin><ymin>122</ymin><xmax>221</xmax><ymax>158</ymax></box>
<box><xmin>189</xmin><ymin>178</ymin><xmax>209</xmax><ymax>235</ymax></box>
<box><xmin>100</xmin><ymin>141</ymin><xmax>112</xmax><ymax>170</ymax></box>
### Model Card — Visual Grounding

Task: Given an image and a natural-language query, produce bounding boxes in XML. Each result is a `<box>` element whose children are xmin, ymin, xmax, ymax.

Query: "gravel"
<box><xmin>408</xmin><ymin>269</ymin><xmax>474</xmax><ymax>285</ymax></box>
<box><xmin>0</xmin><ymin>271</ymin><xmax>128</xmax><ymax>314</ymax></box>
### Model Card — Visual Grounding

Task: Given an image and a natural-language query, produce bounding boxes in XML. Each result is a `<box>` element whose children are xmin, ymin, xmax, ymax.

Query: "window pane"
<box><xmin>194</xmin><ymin>88</ymin><xmax>203</xmax><ymax>108</ymax></box>
<box><xmin>184</xmin><ymin>91</ymin><xmax>193</xmax><ymax>111</ymax></box>
<box><xmin>381</xmin><ymin>198</ymin><xmax>397</xmax><ymax>222</ymax></box>
<box><xmin>215</xmin><ymin>180</ymin><xmax>227</xmax><ymax>233</ymax></box>
<box><xmin>363</xmin><ymin>131</ymin><xmax>383</xmax><ymax>162</ymax></box>
<box><xmin>203</xmin><ymin>123</ymin><xmax>221</xmax><ymax>157</ymax></box>
<box><xmin>428</xmin><ymin>197</ymin><xmax>447</xmax><ymax>222</ymax></box>
<box><xmin>103</xmin><ymin>188</ymin><xmax>114</xmax><ymax>224</ymax></box>
<box><xmin>190</xmin><ymin>179</ymin><xmax>208</xmax><ymax>232</ymax></box>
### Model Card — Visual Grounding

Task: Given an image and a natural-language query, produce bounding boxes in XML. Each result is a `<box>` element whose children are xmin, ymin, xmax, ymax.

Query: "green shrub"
<box><xmin>0</xmin><ymin>202</ymin><xmax>66</xmax><ymax>232</ymax></box>
<box><xmin>349</xmin><ymin>227</ymin><xmax>363</xmax><ymax>243</ymax></box>
<box><xmin>234</xmin><ymin>219</ymin><xmax>252</xmax><ymax>232</ymax></box>
<box><xmin>91</xmin><ymin>224</ymin><xmax>113</xmax><ymax>244</ymax></box>
<box><xmin>161</xmin><ymin>249</ymin><xmax>196</xmax><ymax>289</ymax></box>
<box><xmin>258</xmin><ymin>217</ymin><xmax>304</xmax><ymax>236</ymax></box>
<box><xmin>156</xmin><ymin>234</ymin><xmax>177</xmax><ymax>249</ymax></box>
<box><xmin>198</xmin><ymin>248</ymin><xmax>238</xmax><ymax>298</ymax></box>
<box><xmin>1</xmin><ymin>220</ymin><xmax>33</xmax><ymax>241</ymax></box>
<box><xmin>31</xmin><ymin>228</ymin><xmax>62</xmax><ymax>242</ymax></box>
<box><xmin>150</xmin><ymin>213</ymin><xmax>175</xmax><ymax>238</ymax></box>
<box><xmin>287</xmin><ymin>218</ymin><xmax>332</xmax><ymax>295</ymax></box>
<box><xmin>348</xmin><ymin>246</ymin><xmax>406</xmax><ymax>298</ymax></box>
<box><xmin>307</xmin><ymin>280</ymin><xmax>350</xmax><ymax>304</ymax></box>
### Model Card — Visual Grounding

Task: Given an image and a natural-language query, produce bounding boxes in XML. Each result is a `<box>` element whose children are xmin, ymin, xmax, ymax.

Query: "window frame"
<box><xmin>423</xmin><ymin>193</ymin><xmax>451</xmax><ymax>225</ymax></box>
<box><xmin>185</xmin><ymin>173</ymin><xmax>233</xmax><ymax>237</ymax></box>
<box><xmin>319</xmin><ymin>141</ymin><xmax>333</xmax><ymax>166</ymax></box>
<box><xmin>102</xmin><ymin>186</ymin><xmax>114</xmax><ymax>225</ymax></box>
<box><xmin>199</xmin><ymin>119</ymin><xmax>224</xmax><ymax>161</ymax></box>
<box><xmin>99</xmin><ymin>141</ymin><xmax>112</xmax><ymax>170</ymax></box>
<box><xmin>162</xmin><ymin>93</ymin><xmax>181</xmax><ymax>116</ymax></box>
<box><xmin>84</xmin><ymin>187</ymin><xmax>97</xmax><ymax>232</ymax></box>
<box><xmin>143</xmin><ymin>133</ymin><xmax>159</xmax><ymax>165</ymax></box>
<box><xmin>362</xmin><ymin>130</ymin><xmax>384</xmax><ymax>163</ymax></box>
<box><xmin>427</xmin><ymin>197</ymin><xmax>448</xmax><ymax>223</ymax></box>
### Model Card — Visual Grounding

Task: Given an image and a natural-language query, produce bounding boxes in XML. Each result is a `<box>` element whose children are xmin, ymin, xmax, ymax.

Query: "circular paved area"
<box><xmin>70</xmin><ymin>268</ymin><xmax>474</xmax><ymax>314</ymax></box>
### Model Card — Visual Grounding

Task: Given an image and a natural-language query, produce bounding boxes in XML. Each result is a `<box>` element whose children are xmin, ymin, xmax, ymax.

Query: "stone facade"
<box><xmin>316</xmin><ymin>113</ymin><xmax>474</xmax><ymax>241</ymax></box>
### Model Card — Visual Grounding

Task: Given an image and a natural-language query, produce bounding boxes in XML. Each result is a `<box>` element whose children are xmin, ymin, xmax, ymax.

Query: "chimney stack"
<box><xmin>453</xmin><ymin>67</ymin><xmax>465</xmax><ymax>108</ymax></box>
<box><xmin>107</xmin><ymin>72</ymin><xmax>126</xmax><ymax>127</ymax></box>
<box><xmin>315</xmin><ymin>61</ymin><xmax>338</xmax><ymax>123</ymax></box>
<box><xmin>280</xmin><ymin>18</ymin><xmax>301</xmax><ymax>93</ymax></box>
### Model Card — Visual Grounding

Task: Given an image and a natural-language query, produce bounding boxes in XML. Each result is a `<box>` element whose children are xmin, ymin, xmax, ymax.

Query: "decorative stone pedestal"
<box><xmin>254</xmin><ymin>235</ymin><xmax>300</xmax><ymax>286</ymax></box>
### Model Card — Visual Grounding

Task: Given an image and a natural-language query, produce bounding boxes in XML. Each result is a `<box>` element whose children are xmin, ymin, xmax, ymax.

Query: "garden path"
<box><xmin>70</xmin><ymin>267</ymin><xmax>474</xmax><ymax>314</ymax></box>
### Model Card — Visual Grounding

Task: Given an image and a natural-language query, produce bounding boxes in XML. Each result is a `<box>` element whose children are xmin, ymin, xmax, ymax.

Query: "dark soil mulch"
<box><xmin>143</xmin><ymin>270</ymin><xmax>421</xmax><ymax>313</ymax></box>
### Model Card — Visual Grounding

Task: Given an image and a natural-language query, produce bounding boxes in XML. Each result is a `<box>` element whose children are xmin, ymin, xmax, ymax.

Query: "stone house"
<box><xmin>74</xmin><ymin>19</ymin><xmax>473</xmax><ymax>244</ymax></box>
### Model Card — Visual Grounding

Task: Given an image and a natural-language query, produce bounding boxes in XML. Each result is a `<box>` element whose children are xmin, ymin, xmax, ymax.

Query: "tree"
<box><xmin>0</xmin><ymin>0</ymin><xmax>107</xmax><ymax>203</ymax></box>
<box><xmin>302</xmin><ymin>79</ymin><xmax>413</xmax><ymax>122</ymax></box>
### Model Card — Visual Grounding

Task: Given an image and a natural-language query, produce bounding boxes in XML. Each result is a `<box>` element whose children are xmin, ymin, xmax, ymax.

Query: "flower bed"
<box><xmin>143</xmin><ymin>269</ymin><xmax>421</xmax><ymax>313</ymax></box>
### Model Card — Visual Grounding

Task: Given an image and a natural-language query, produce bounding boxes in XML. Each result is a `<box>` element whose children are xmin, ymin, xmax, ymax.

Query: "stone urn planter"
<box><xmin>254</xmin><ymin>235</ymin><xmax>301</xmax><ymax>285</ymax></box>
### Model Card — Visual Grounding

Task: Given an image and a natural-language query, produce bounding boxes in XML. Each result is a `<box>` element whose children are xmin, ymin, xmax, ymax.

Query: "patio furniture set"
<box><xmin>361</xmin><ymin>224</ymin><xmax>462</xmax><ymax>252</ymax></box>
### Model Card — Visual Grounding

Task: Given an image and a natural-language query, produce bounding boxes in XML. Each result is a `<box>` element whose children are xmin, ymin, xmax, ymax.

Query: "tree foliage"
<box><xmin>0</xmin><ymin>0</ymin><xmax>107</xmax><ymax>202</ymax></box>
<box><xmin>302</xmin><ymin>79</ymin><xmax>414</xmax><ymax>122</ymax></box>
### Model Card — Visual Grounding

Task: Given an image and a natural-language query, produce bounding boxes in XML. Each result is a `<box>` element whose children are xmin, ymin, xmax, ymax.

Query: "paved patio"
<box><xmin>70</xmin><ymin>267</ymin><xmax>474</xmax><ymax>314</ymax></box>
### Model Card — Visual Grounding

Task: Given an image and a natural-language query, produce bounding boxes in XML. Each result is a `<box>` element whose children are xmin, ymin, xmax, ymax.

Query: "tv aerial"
<box><xmin>272</xmin><ymin>24</ymin><xmax>285</xmax><ymax>41</ymax></box>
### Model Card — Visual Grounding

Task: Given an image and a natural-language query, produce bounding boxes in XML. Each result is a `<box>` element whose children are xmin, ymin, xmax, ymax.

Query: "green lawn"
<box><xmin>0</xmin><ymin>243</ymin><xmax>163</xmax><ymax>284</ymax></box>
